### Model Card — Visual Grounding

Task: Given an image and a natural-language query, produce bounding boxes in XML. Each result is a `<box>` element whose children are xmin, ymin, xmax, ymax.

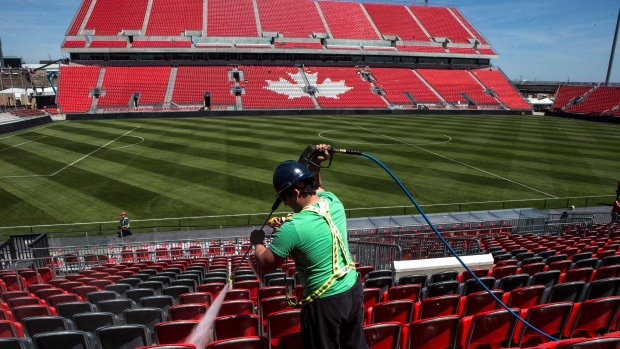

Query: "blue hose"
<box><xmin>358</xmin><ymin>151</ymin><xmax>558</xmax><ymax>342</ymax></box>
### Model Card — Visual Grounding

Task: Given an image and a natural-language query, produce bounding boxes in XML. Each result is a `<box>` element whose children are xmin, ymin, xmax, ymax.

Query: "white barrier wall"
<box><xmin>393</xmin><ymin>254</ymin><xmax>494</xmax><ymax>281</ymax></box>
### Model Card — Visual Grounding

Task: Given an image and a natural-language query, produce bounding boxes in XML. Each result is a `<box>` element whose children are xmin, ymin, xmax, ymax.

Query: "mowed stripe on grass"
<box><xmin>0</xmin><ymin>114</ymin><xmax>618</xmax><ymax>227</ymax></box>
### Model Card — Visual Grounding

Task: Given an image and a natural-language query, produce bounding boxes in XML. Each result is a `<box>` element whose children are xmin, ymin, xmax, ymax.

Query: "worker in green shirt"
<box><xmin>250</xmin><ymin>144</ymin><xmax>367</xmax><ymax>349</ymax></box>
<box><xmin>117</xmin><ymin>211</ymin><xmax>132</xmax><ymax>237</ymax></box>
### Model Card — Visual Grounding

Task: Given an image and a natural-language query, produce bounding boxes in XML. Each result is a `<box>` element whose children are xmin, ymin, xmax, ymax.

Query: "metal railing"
<box><xmin>359</xmin><ymin>235</ymin><xmax>482</xmax><ymax>261</ymax></box>
<box><xmin>348</xmin><ymin>241</ymin><xmax>402</xmax><ymax>270</ymax></box>
<box><xmin>0</xmin><ymin>195</ymin><xmax>614</xmax><ymax>239</ymax></box>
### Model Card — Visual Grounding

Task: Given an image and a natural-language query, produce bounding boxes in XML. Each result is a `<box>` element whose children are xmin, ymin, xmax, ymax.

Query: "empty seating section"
<box><xmin>98</xmin><ymin>66</ymin><xmax>171</xmax><ymax>106</ymax></box>
<box><xmin>275</xmin><ymin>42</ymin><xmax>323</xmax><ymax>49</ymax></box>
<box><xmin>89</xmin><ymin>40</ymin><xmax>128</xmax><ymax>48</ymax></box>
<box><xmin>57</xmin><ymin>65</ymin><xmax>101</xmax><ymax>113</ymax></box>
<box><xmin>471</xmin><ymin>69</ymin><xmax>532</xmax><ymax>110</ymax></box>
<box><xmin>132</xmin><ymin>41</ymin><xmax>192</xmax><ymax>48</ymax></box>
<box><xmin>551</xmin><ymin>86</ymin><xmax>592</xmax><ymax>110</ymax></box>
<box><xmin>85</xmin><ymin>0</ymin><xmax>148</xmax><ymax>36</ymax></box>
<box><xmin>566</xmin><ymin>87</ymin><xmax>620</xmax><ymax>115</ymax></box>
<box><xmin>172</xmin><ymin>66</ymin><xmax>235</xmax><ymax>106</ymax></box>
<box><xmin>146</xmin><ymin>0</ymin><xmax>202</xmax><ymax>36</ymax></box>
<box><xmin>370</xmin><ymin>68</ymin><xmax>441</xmax><ymax>104</ymax></box>
<box><xmin>363</xmin><ymin>3</ymin><xmax>428</xmax><ymax>41</ymax></box>
<box><xmin>417</xmin><ymin>69</ymin><xmax>499</xmax><ymax>105</ymax></box>
<box><xmin>256</xmin><ymin>0</ymin><xmax>326</xmax><ymax>38</ymax></box>
<box><xmin>239</xmin><ymin>66</ymin><xmax>315</xmax><ymax>109</ymax></box>
<box><xmin>409</xmin><ymin>6</ymin><xmax>475</xmax><ymax>43</ymax></box>
<box><xmin>307</xmin><ymin>67</ymin><xmax>386</xmax><ymax>108</ymax></box>
<box><xmin>208</xmin><ymin>0</ymin><xmax>258</xmax><ymax>37</ymax></box>
<box><xmin>62</xmin><ymin>40</ymin><xmax>87</xmax><ymax>48</ymax></box>
<box><xmin>396</xmin><ymin>45</ymin><xmax>445</xmax><ymax>53</ymax></box>
<box><xmin>67</xmin><ymin>0</ymin><xmax>93</xmax><ymax>35</ymax></box>
<box><xmin>449</xmin><ymin>47</ymin><xmax>477</xmax><ymax>54</ymax></box>
<box><xmin>452</xmin><ymin>8</ymin><xmax>488</xmax><ymax>44</ymax></box>
<box><xmin>478</xmin><ymin>48</ymin><xmax>496</xmax><ymax>55</ymax></box>
<box><xmin>5</xmin><ymin>221</ymin><xmax>620</xmax><ymax>349</ymax></box>
<box><xmin>318</xmin><ymin>1</ymin><xmax>379</xmax><ymax>39</ymax></box>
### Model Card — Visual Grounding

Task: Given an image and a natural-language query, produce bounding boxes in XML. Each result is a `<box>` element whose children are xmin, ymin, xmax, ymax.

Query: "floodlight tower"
<box><xmin>606</xmin><ymin>8</ymin><xmax>620</xmax><ymax>84</ymax></box>
<box><xmin>0</xmin><ymin>37</ymin><xmax>4</xmax><ymax>67</ymax></box>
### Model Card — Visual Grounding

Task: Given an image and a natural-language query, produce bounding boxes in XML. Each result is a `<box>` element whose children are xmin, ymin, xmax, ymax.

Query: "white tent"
<box><xmin>527</xmin><ymin>97</ymin><xmax>554</xmax><ymax>105</ymax></box>
<box><xmin>0</xmin><ymin>88</ymin><xmax>28</xmax><ymax>99</ymax></box>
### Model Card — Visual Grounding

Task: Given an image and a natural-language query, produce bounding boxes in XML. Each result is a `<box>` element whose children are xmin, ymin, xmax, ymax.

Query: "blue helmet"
<box><xmin>273</xmin><ymin>160</ymin><xmax>316</xmax><ymax>196</ymax></box>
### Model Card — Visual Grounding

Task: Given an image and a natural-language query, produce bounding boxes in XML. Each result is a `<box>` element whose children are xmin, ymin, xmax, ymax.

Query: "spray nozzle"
<box><xmin>297</xmin><ymin>144</ymin><xmax>333</xmax><ymax>168</ymax></box>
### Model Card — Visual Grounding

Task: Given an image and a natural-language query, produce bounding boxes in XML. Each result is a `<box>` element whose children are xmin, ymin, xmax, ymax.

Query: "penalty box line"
<box><xmin>0</xmin><ymin>126</ymin><xmax>141</xmax><ymax>179</ymax></box>
<box><xmin>50</xmin><ymin>126</ymin><xmax>141</xmax><ymax>176</ymax></box>
<box><xmin>327</xmin><ymin>116</ymin><xmax>559</xmax><ymax>199</ymax></box>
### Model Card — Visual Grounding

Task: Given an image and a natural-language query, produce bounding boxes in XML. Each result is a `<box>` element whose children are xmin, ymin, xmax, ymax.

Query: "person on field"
<box><xmin>250</xmin><ymin>144</ymin><xmax>367</xmax><ymax>349</ymax></box>
<box><xmin>613</xmin><ymin>180</ymin><xmax>620</xmax><ymax>222</ymax></box>
<box><xmin>117</xmin><ymin>211</ymin><xmax>132</xmax><ymax>237</ymax></box>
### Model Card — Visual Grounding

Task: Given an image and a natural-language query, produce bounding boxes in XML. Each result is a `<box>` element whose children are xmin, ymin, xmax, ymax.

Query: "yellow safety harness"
<box><xmin>285</xmin><ymin>198</ymin><xmax>356</xmax><ymax>308</ymax></box>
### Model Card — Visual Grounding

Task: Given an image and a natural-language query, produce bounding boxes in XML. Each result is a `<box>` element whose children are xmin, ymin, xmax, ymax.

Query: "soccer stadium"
<box><xmin>0</xmin><ymin>0</ymin><xmax>620</xmax><ymax>348</ymax></box>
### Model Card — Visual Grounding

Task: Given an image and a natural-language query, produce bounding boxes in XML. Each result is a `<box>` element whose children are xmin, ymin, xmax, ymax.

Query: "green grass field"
<box><xmin>0</xmin><ymin>114</ymin><xmax>618</xmax><ymax>233</ymax></box>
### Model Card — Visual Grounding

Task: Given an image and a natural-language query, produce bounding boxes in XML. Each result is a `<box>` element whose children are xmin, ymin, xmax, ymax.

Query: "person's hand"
<box><xmin>312</xmin><ymin>144</ymin><xmax>331</xmax><ymax>164</ymax></box>
<box><xmin>250</xmin><ymin>229</ymin><xmax>266</xmax><ymax>245</ymax></box>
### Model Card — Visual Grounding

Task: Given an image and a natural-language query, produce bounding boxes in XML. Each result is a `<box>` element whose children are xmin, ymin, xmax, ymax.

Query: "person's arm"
<box><xmin>254</xmin><ymin>243</ymin><xmax>286</xmax><ymax>273</ymax></box>
<box><xmin>250</xmin><ymin>229</ymin><xmax>286</xmax><ymax>273</ymax></box>
<box><xmin>308</xmin><ymin>143</ymin><xmax>331</xmax><ymax>191</ymax></box>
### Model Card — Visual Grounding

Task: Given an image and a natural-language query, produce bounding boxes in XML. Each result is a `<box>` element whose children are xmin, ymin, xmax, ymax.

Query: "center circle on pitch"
<box><xmin>318</xmin><ymin>129</ymin><xmax>451</xmax><ymax>146</ymax></box>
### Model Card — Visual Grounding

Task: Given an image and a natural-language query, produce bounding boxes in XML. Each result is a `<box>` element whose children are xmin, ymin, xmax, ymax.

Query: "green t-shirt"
<box><xmin>269</xmin><ymin>191</ymin><xmax>357</xmax><ymax>298</ymax></box>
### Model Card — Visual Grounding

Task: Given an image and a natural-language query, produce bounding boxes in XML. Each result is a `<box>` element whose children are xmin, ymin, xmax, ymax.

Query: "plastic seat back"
<box><xmin>363</xmin><ymin>322</ymin><xmax>401</xmax><ymax>349</ymax></box>
<box><xmin>425</xmin><ymin>281</ymin><xmax>459</xmax><ymax>298</ymax></box>
<box><xmin>419</xmin><ymin>295</ymin><xmax>460</xmax><ymax>320</ymax></box>
<box><xmin>386</xmin><ymin>284</ymin><xmax>421</xmax><ymax>302</ymax></box>
<box><xmin>205</xmin><ymin>337</ymin><xmax>268</xmax><ymax>349</ymax></box>
<box><xmin>126</xmin><ymin>288</ymin><xmax>156</xmax><ymax>304</ymax></box>
<box><xmin>12</xmin><ymin>305</ymin><xmax>51</xmax><ymax>325</ymax></box>
<box><xmin>32</xmin><ymin>330</ymin><xmax>93</xmax><ymax>349</ymax></box>
<box><xmin>267</xmin><ymin>310</ymin><xmax>301</xmax><ymax>349</ymax></box>
<box><xmin>140</xmin><ymin>296</ymin><xmax>175</xmax><ymax>314</ymax></box>
<box><xmin>124</xmin><ymin>308</ymin><xmax>166</xmax><ymax>334</ymax></box>
<box><xmin>370</xmin><ymin>300</ymin><xmax>415</xmax><ymax>325</ymax></box>
<box><xmin>219</xmin><ymin>300</ymin><xmax>255</xmax><ymax>317</ymax></box>
<box><xmin>213</xmin><ymin>314</ymin><xmax>260</xmax><ymax>340</ymax></box>
<box><xmin>56</xmin><ymin>302</ymin><xmax>96</xmax><ymax>321</ymax></box>
<box><xmin>583</xmin><ymin>277</ymin><xmax>620</xmax><ymax>301</ymax></box>
<box><xmin>155</xmin><ymin>320</ymin><xmax>199</xmax><ymax>344</ymax></box>
<box><xmin>168</xmin><ymin>304</ymin><xmax>208</xmax><ymax>321</ymax></box>
<box><xmin>397</xmin><ymin>274</ymin><xmax>427</xmax><ymax>287</ymax></box>
<box><xmin>546</xmin><ymin>282</ymin><xmax>586</xmax><ymax>304</ymax></box>
<box><xmin>460</xmin><ymin>309</ymin><xmax>520</xmax><ymax>349</ymax></box>
<box><xmin>179</xmin><ymin>292</ymin><xmax>212</xmax><ymax>305</ymax></box>
<box><xmin>514</xmin><ymin>302</ymin><xmax>573</xmax><ymax>347</ymax></box>
<box><xmin>96</xmin><ymin>324</ymin><xmax>149</xmax><ymax>349</ymax></box>
<box><xmin>406</xmin><ymin>315</ymin><xmax>459</xmax><ymax>349</ymax></box>
<box><xmin>505</xmin><ymin>285</ymin><xmax>545</xmax><ymax>310</ymax></box>
<box><xmin>461</xmin><ymin>290</ymin><xmax>503</xmax><ymax>317</ymax></box>
<box><xmin>23</xmin><ymin>316</ymin><xmax>71</xmax><ymax>337</ymax></box>
<box><xmin>568</xmin><ymin>296</ymin><xmax>620</xmax><ymax>338</ymax></box>
<box><xmin>74</xmin><ymin>312</ymin><xmax>116</xmax><ymax>335</ymax></box>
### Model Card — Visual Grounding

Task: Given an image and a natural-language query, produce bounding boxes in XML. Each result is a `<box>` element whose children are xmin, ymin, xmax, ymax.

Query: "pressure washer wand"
<box><xmin>230</xmin><ymin>198</ymin><xmax>282</xmax><ymax>282</ymax></box>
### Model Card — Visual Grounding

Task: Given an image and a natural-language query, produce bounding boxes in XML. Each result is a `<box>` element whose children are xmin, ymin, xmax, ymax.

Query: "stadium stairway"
<box><xmin>163</xmin><ymin>67</ymin><xmax>178</xmax><ymax>108</ymax></box>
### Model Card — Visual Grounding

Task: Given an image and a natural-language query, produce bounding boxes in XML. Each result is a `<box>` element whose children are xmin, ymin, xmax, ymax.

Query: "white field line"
<box><xmin>105</xmin><ymin>135</ymin><xmax>144</xmax><ymax>151</ymax></box>
<box><xmin>0</xmin><ymin>121</ymin><xmax>68</xmax><ymax>140</ymax></box>
<box><xmin>0</xmin><ymin>136</ymin><xmax>47</xmax><ymax>152</ymax></box>
<box><xmin>50</xmin><ymin>126</ymin><xmax>141</xmax><ymax>176</ymax></box>
<box><xmin>0</xmin><ymin>126</ymin><xmax>140</xmax><ymax>179</ymax></box>
<box><xmin>0</xmin><ymin>194</ymin><xmax>613</xmax><ymax>231</ymax></box>
<box><xmin>328</xmin><ymin>116</ymin><xmax>559</xmax><ymax>199</ymax></box>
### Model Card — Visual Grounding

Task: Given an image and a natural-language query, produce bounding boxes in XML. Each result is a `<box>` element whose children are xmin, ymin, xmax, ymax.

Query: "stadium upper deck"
<box><xmin>61</xmin><ymin>0</ymin><xmax>497</xmax><ymax>64</ymax></box>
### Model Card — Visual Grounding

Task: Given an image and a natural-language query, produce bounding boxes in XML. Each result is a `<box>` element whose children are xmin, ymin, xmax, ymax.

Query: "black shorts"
<box><xmin>300</xmin><ymin>280</ymin><xmax>368</xmax><ymax>349</ymax></box>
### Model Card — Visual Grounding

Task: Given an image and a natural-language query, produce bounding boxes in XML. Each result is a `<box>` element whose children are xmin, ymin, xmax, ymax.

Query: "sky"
<box><xmin>0</xmin><ymin>0</ymin><xmax>618</xmax><ymax>83</ymax></box>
